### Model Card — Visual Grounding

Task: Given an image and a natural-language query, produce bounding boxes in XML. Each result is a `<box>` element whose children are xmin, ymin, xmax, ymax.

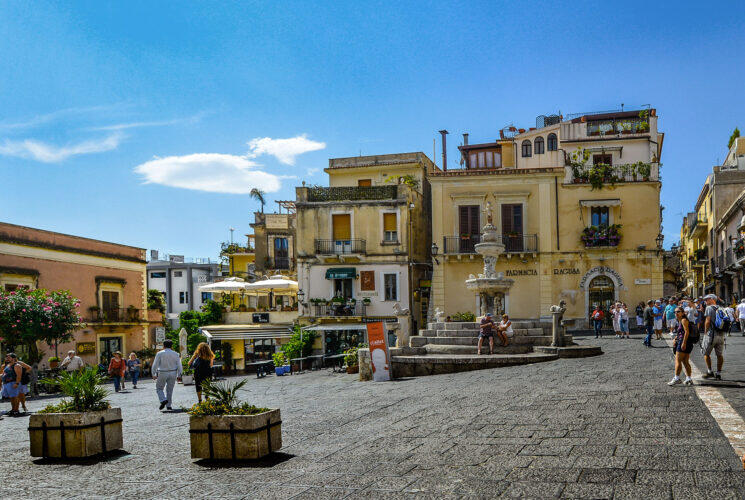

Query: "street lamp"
<box><xmin>431</xmin><ymin>242</ymin><xmax>439</xmax><ymax>265</ymax></box>
<box><xmin>656</xmin><ymin>233</ymin><xmax>664</xmax><ymax>255</ymax></box>
<box><xmin>297</xmin><ymin>289</ymin><xmax>305</xmax><ymax>315</ymax></box>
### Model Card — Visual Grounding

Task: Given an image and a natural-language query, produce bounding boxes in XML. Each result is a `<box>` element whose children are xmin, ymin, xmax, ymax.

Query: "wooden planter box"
<box><xmin>189</xmin><ymin>409</ymin><xmax>282</xmax><ymax>460</ymax></box>
<box><xmin>346</xmin><ymin>365</ymin><xmax>359</xmax><ymax>374</ymax></box>
<box><xmin>29</xmin><ymin>408</ymin><xmax>123</xmax><ymax>458</ymax></box>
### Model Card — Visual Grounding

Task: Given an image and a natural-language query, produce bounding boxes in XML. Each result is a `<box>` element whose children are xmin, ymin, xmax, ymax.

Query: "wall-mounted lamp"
<box><xmin>431</xmin><ymin>242</ymin><xmax>439</xmax><ymax>265</ymax></box>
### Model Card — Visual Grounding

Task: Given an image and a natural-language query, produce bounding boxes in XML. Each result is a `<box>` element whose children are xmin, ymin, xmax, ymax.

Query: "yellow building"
<box><xmin>224</xmin><ymin>236</ymin><xmax>256</xmax><ymax>281</ymax></box>
<box><xmin>295</xmin><ymin>152</ymin><xmax>435</xmax><ymax>351</ymax></box>
<box><xmin>430</xmin><ymin>109</ymin><xmax>664</xmax><ymax>326</ymax></box>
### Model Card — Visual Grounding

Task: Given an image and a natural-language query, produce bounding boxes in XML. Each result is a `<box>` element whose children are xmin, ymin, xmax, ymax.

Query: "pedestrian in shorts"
<box><xmin>702</xmin><ymin>294</ymin><xmax>725</xmax><ymax>380</ymax></box>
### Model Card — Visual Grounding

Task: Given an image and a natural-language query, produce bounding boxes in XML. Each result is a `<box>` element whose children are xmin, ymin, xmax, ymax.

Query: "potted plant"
<box><xmin>188</xmin><ymin>379</ymin><xmax>281</xmax><ymax>460</ymax></box>
<box><xmin>29</xmin><ymin>368</ymin><xmax>123</xmax><ymax>458</ymax></box>
<box><xmin>88</xmin><ymin>305</ymin><xmax>100</xmax><ymax>320</ymax></box>
<box><xmin>126</xmin><ymin>305</ymin><xmax>139</xmax><ymax>322</ymax></box>
<box><xmin>48</xmin><ymin>356</ymin><xmax>60</xmax><ymax>369</ymax></box>
<box><xmin>181</xmin><ymin>357</ymin><xmax>194</xmax><ymax>385</ymax></box>
<box><xmin>362</xmin><ymin>297</ymin><xmax>372</xmax><ymax>306</ymax></box>
<box><xmin>272</xmin><ymin>352</ymin><xmax>287</xmax><ymax>376</ymax></box>
<box><xmin>344</xmin><ymin>346</ymin><xmax>359</xmax><ymax>374</ymax></box>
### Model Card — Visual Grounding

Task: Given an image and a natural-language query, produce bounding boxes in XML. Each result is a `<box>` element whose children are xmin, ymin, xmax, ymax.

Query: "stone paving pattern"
<box><xmin>1</xmin><ymin>336</ymin><xmax>744</xmax><ymax>499</ymax></box>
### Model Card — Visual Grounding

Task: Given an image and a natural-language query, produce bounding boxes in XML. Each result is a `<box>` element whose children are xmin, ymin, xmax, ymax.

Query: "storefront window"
<box><xmin>244</xmin><ymin>339</ymin><xmax>277</xmax><ymax>362</ymax></box>
<box><xmin>324</xmin><ymin>330</ymin><xmax>364</xmax><ymax>355</ymax></box>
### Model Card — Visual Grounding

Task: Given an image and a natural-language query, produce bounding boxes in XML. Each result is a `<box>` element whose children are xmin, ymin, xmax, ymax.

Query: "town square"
<box><xmin>3</xmin><ymin>2</ymin><xmax>745</xmax><ymax>498</ymax></box>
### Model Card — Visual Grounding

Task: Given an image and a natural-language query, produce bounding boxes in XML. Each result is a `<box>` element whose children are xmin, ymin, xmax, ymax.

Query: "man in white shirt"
<box><xmin>59</xmin><ymin>350</ymin><xmax>85</xmax><ymax>372</ymax></box>
<box><xmin>151</xmin><ymin>339</ymin><xmax>182</xmax><ymax>411</ymax></box>
<box><xmin>737</xmin><ymin>299</ymin><xmax>745</xmax><ymax>336</ymax></box>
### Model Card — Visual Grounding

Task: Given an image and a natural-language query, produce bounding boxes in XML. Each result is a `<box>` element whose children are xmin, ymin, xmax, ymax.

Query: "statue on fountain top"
<box><xmin>484</xmin><ymin>201</ymin><xmax>493</xmax><ymax>226</ymax></box>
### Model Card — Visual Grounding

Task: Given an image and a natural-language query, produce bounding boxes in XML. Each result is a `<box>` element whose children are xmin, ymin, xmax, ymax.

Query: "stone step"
<box><xmin>533</xmin><ymin>345</ymin><xmax>602</xmax><ymax>358</ymax></box>
<box><xmin>424</xmin><ymin>344</ymin><xmax>532</xmax><ymax>355</ymax></box>
<box><xmin>412</xmin><ymin>334</ymin><xmax>571</xmax><ymax>347</ymax></box>
<box><xmin>427</xmin><ymin>320</ymin><xmax>548</xmax><ymax>331</ymax></box>
<box><xmin>391</xmin><ymin>352</ymin><xmax>560</xmax><ymax>377</ymax></box>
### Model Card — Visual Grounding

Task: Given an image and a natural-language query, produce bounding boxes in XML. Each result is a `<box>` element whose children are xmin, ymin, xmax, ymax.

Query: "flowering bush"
<box><xmin>0</xmin><ymin>287</ymin><xmax>83</xmax><ymax>360</ymax></box>
<box><xmin>581</xmin><ymin>224</ymin><xmax>622</xmax><ymax>247</ymax></box>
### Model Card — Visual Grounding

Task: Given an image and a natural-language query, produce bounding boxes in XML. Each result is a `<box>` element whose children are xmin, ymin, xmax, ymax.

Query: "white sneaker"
<box><xmin>668</xmin><ymin>377</ymin><xmax>682</xmax><ymax>386</ymax></box>
<box><xmin>684</xmin><ymin>378</ymin><xmax>694</xmax><ymax>385</ymax></box>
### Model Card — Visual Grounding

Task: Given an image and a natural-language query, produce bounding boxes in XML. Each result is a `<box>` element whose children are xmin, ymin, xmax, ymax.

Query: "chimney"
<box><xmin>439</xmin><ymin>130</ymin><xmax>449</xmax><ymax>171</ymax></box>
<box><xmin>150</xmin><ymin>250</ymin><xmax>159</xmax><ymax>261</ymax></box>
<box><xmin>463</xmin><ymin>133</ymin><xmax>469</xmax><ymax>146</ymax></box>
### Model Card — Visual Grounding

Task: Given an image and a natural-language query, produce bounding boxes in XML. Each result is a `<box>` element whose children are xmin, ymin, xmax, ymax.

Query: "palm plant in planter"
<box><xmin>181</xmin><ymin>357</ymin><xmax>194</xmax><ymax>385</ymax></box>
<box><xmin>188</xmin><ymin>378</ymin><xmax>281</xmax><ymax>460</ymax></box>
<box><xmin>29</xmin><ymin>368</ymin><xmax>123</xmax><ymax>458</ymax></box>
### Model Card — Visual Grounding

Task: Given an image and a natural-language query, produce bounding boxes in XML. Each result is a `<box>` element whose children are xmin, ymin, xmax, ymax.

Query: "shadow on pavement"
<box><xmin>32</xmin><ymin>449</ymin><xmax>131</xmax><ymax>466</ymax></box>
<box><xmin>194</xmin><ymin>452</ymin><xmax>295</xmax><ymax>468</ymax></box>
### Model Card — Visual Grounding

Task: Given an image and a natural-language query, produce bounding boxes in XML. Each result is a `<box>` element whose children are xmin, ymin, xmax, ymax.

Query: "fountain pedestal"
<box><xmin>464</xmin><ymin>220</ymin><xmax>514</xmax><ymax>317</ymax></box>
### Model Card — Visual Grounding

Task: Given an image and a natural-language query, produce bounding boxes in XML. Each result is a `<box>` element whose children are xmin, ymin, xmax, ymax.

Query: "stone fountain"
<box><xmin>465</xmin><ymin>202</ymin><xmax>514</xmax><ymax>317</ymax></box>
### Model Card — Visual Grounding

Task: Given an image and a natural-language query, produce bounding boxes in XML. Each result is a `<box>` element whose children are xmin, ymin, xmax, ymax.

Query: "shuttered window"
<box><xmin>501</xmin><ymin>204</ymin><xmax>524</xmax><ymax>252</ymax></box>
<box><xmin>459</xmin><ymin>205</ymin><xmax>480</xmax><ymax>236</ymax></box>
<box><xmin>383</xmin><ymin>213</ymin><xmax>397</xmax><ymax>242</ymax></box>
<box><xmin>357</xmin><ymin>179</ymin><xmax>372</xmax><ymax>187</ymax></box>
<box><xmin>332</xmin><ymin>214</ymin><xmax>351</xmax><ymax>240</ymax></box>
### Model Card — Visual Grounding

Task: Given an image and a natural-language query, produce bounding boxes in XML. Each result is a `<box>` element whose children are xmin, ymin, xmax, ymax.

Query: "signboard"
<box><xmin>265</xmin><ymin>214</ymin><xmax>289</xmax><ymax>229</ymax></box>
<box><xmin>367</xmin><ymin>321</ymin><xmax>391</xmax><ymax>382</ymax></box>
<box><xmin>635</xmin><ymin>278</ymin><xmax>651</xmax><ymax>285</ymax></box>
<box><xmin>360</xmin><ymin>271</ymin><xmax>375</xmax><ymax>291</ymax></box>
<box><xmin>553</xmin><ymin>268</ymin><xmax>580</xmax><ymax>275</ymax></box>
<box><xmin>358</xmin><ymin>291</ymin><xmax>377</xmax><ymax>298</ymax></box>
<box><xmin>76</xmin><ymin>342</ymin><xmax>96</xmax><ymax>355</ymax></box>
<box><xmin>155</xmin><ymin>327</ymin><xmax>166</xmax><ymax>343</ymax></box>
<box><xmin>506</xmin><ymin>269</ymin><xmax>537</xmax><ymax>276</ymax></box>
<box><xmin>252</xmin><ymin>313</ymin><xmax>270</xmax><ymax>323</ymax></box>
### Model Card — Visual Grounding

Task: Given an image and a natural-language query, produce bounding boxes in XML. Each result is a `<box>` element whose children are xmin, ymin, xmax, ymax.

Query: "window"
<box><xmin>357</xmin><ymin>179</ymin><xmax>372</xmax><ymax>187</ymax></box>
<box><xmin>593</xmin><ymin>154</ymin><xmax>612</xmax><ymax>166</ymax></box>
<box><xmin>384</xmin><ymin>273</ymin><xmax>397</xmax><ymax>301</ymax></box>
<box><xmin>469</xmin><ymin>153</ymin><xmax>477</xmax><ymax>168</ymax></box>
<box><xmin>521</xmin><ymin>140</ymin><xmax>532</xmax><ymax>157</ymax></box>
<box><xmin>591</xmin><ymin>207</ymin><xmax>609</xmax><ymax>227</ymax></box>
<box><xmin>547</xmin><ymin>133</ymin><xmax>558</xmax><ymax>151</ymax></box>
<box><xmin>201</xmin><ymin>292</ymin><xmax>211</xmax><ymax>303</ymax></box>
<box><xmin>150</xmin><ymin>272</ymin><xmax>166</xmax><ymax>279</ymax></box>
<box><xmin>534</xmin><ymin>137</ymin><xmax>544</xmax><ymax>155</ymax></box>
<box><xmin>274</xmin><ymin>238</ymin><xmax>289</xmax><ymax>268</ymax></box>
<box><xmin>173</xmin><ymin>271</ymin><xmax>183</xmax><ymax>277</ymax></box>
<box><xmin>383</xmin><ymin>213</ymin><xmax>398</xmax><ymax>242</ymax></box>
<box><xmin>4</xmin><ymin>283</ymin><xmax>28</xmax><ymax>292</ymax></box>
<box><xmin>179</xmin><ymin>291</ymin><xmax>189</xmax><ymax>304</ymax></box>
<box><xmin>501</xmin><ymin>204</ymin><xmax>524</xmax><ymax>252</ymax></box>
<box><xmin>101</xmin><ymin>291</ymin><xmax>120</xmax><ymax>320</ymax></box>
<box><xmin>332</xmin><ymin>214</ymin><xmax>351</xmax><ymax>241</ymax></box>
<box><xmin>458</xmin><ymin>205</ymin><xmax>480</xmax><ymax>252</ymax></box>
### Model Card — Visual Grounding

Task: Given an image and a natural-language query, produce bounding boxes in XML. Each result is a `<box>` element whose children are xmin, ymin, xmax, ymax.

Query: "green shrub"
<box><xmin>38</xmin><ymin>368</ymin><xmax>110</xmax><ymax>413</ymax></box>
<box><xmin>272</xmin><ymin>352</ymin><xmax>286</xmax><ymax>366</ymax></box>
<box><xmin>452</xmin><ymin>312</ymin><xmax>476</xmax><ymax>322</ymax></box>
<box><xmin>187</xmin><ymin>378</ymin><xmax>268</xmax><ymax>416</ymax></box>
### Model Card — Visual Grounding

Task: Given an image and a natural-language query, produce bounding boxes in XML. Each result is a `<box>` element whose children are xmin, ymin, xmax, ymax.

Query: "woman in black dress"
<box><xmin>188</xmin><ymin>342</ymin><xmax>214</xmax><ymax>403</ymax></box>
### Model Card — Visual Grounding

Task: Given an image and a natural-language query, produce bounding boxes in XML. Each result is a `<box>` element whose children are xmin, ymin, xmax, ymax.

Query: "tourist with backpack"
<box><xmin>702</xmin><ymin>294</ymin><xmax>727</xmax><ymax>380</ymax></box>
<box><xmin>0</xmin><ymin>353</ymin><xmax>23</xmax><ymax>416</ymax></box>
<box><xmin>669</xmin><ymin>306</ymin><xmax>697</xmax><ymax>386</ymax></box>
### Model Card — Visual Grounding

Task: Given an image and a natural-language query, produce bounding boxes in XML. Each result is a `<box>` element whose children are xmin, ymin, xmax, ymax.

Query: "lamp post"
<box><xmin>431</xmin><ymin>242</ymin><xmax>439</xmax><ymax>265</ymax></box>
<box><xmin>656</xmin><ymin>233</ymin><xmax>664</xmax><ymax>254</ymax></box>
<box><xmin>297</xmin><ymin>289</ymin><xmax>305</xmax><ymax>316</ymax></box>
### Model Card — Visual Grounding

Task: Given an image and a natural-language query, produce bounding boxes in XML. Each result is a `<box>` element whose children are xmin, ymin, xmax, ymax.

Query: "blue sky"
<box><xmin>1</xmin><ymin>1</ymin><xmax>744</xmax><ymax>258</ymax></box>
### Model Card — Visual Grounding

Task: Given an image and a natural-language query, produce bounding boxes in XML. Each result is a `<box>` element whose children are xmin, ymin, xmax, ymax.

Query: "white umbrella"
<box><xmin>244</xmin><ymin>275</ymin><xmax>298</xmax><ymax>293</ymax></box>
<box><xmin>198</xmin><ymin>276</ymin><xmax>249</xmax><ymax>293</ymax></box>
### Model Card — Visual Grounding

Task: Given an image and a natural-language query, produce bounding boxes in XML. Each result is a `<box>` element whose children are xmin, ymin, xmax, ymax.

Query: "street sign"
<box><xmin>155</xmin><ymin>327</ymin><xmax>166</xmax><ymax>343</ymax></box>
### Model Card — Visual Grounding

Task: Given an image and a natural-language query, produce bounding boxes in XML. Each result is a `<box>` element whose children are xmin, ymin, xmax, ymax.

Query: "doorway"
<box><xmin>334</xmin><ymin>278</ymin><xmax>353</xmax><ymax>299</ymax></box>
<box><xmin>588</xmin><ymin>275</ymin><xmax>615</xmax><ymax>327</ymax></box>
<box><xmin>99</xmin><ymin>336</ymin><xmax>123</xmax><ymax>365</ymax></box>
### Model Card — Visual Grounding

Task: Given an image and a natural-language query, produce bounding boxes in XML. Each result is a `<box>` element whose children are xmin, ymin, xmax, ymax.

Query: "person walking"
<box><xmin>126</xmin><ymin>353</ymin><xmax>141</xmax><ymax>389</ymax></box>
<box><xmin>60</xmin><ymin>350</ymin><xmax>85</xmax><ymax>372</ymax></box>
<box><xmin>610</xmin><ymin>303</ymin><xmax>620</xmax><ymax>338</ymax></box>
<box><xmin>478</xmin><ymin>313</ymin><xmax>496</xmax><ymax>355</ymax></box>
<box><xmin>653</xmin><ymin>300</ymin><xmax>664</xmax><ymax>340</ymax></box>
<box><xmin>151</xmin><ymin>339</ymin><xmax>182</xmax><ymax>411</ymax></box>
<box><xmin>725</xmin><ymin>303</ymin><xmax>736</xmax><ymax>337</ymax></box>
<box><xmin>737</xmin><ymin>299</ymin><xmax>745</xmax><ymax>336</ymax></box>
<box><xmin>188</xmin><ymin>342</ymin><xmax>215</xmax><ymax>403</ymax></box>
<box><xmin>669</xmin><ymin>306</ymin><xmax>696</xmax><ymax>386</ymax></box>
<box><xmin>591</xmin><ymin>305</ymin><xmax>604</xmax><ymax>338</ymax></box>
<box><xmin>664</xmin><ymin>299</ymin><xmax>677</xmax><ymax>339</ymax></box>
<box><xmin>643</xmin><ymin>300</ymin><xmax>654</xmax><ymax>347</ymax></box>
<box><xmin>108</xmin><ymin>352</ymin><xmax>127</xmax><ymax>392</ymax></box>
<box><xmin>635</xmin><ymin>303</ymin><xmax>644</xmax><ymax>331</ymax></box>
<box><xmin>619</xmin><ymin>303</ymin><xmax>630</xmax><ymax>339</ymax></box>
<box><xmin>702</xmin><ymin>294</ymin><xmax>727</xmax><ymax>380</ymax></box>
<box><xmin>0</xmin><ymin>353</ymin><xmax>23</xmax><ymax>416</ymax></box>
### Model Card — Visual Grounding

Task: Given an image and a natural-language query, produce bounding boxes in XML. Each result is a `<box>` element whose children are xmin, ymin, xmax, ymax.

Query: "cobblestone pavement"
<box><xmin>1</xmin><ymin>337</ymin><xmax>744</xmax><ymax>499</ymax></box>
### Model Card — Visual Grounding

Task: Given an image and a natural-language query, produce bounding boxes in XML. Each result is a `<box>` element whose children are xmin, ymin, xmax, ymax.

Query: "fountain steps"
<box><xmin>418</xmin><ymin>328</ymin><xmax>547</xmax><ymax>338</ymax></box>
<box><xmin>410</xmin><ymin>335</ymin><xmax>574</xmax><ymax>348</ymax></box>
<box><xmin>391</xmin><ymin>352</ymin><xmax>560</xmax><ymax>377</ymax></box>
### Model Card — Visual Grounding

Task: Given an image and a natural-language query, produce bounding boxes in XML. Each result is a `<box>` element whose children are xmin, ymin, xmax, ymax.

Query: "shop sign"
<box><xmin>635</xmin><ymin>278</ymin><xmax>651</xmax><ymax>285</ymax></box>
<box><xmin>155</xmin><ymin>327</ymin><xmax>166</xmax><ymax>343</ymax></box>
<box><xmin>252</xmin><ymin>313</ymin><xmax>270</xmax><ymax>323</ymax></box>
<box><xmin>265</xmin><ymin>214</ymin><xmax>289</xmax><ymax>229</ymax></box>
<box><xmin>358</xmin><ymin>291</ymin><xmax>377</xmax><ymax>297</ymax></box>
<box><xmin>506</xmin><ymin>269</ymin><xmax>537</xmax><ymax>277</ymax></box>
<box><xmin>76</xmin><ymin>342</ymin><xmax>96</xmax><ymax>355</ymax></box>
<box><xmin>553</xmin><ymin>268</ymin><xmax>580</xmax><ymax>275</ymax></box>
<box><xmin>360</xmin><ymin>271</ymin><xmax>375</xmax><ymax>291</ymax></box>
<box><xmin>367</xmin><ymin>321</ymin><xmax>391</xmax><ymax>382</ymax></box>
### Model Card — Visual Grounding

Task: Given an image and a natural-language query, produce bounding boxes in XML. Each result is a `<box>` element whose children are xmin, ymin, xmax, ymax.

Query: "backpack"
<box><xmin>713</xmin><ymin>307</ymin><xmax>731</xmax><ymax>333</ymax></box>
<box><xmin>686</xmin><ymin>321</ymin><xmax>700</xmax><ymax>344</ymax></box>
<box><xmin>20</xmin><ymin>367</ymin><xmax>30</xmax><ymax>385</ymax></box>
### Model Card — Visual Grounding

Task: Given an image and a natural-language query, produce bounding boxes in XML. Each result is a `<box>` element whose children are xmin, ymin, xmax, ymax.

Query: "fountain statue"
<box><xmin>465</xmin><ymin>201</ymin><xmax>514</xmax><ymax>317</ymax></box>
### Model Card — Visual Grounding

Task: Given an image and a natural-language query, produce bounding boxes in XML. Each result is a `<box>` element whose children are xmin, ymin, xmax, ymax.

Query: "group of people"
<box><xmin>590</xmin><ymin>302</ymin><xmax>632</xmax><ymax>338</ymax></box>
<box><xmin>1</xmin><ymin>339</ymin><xmax>217</xmax><ymax>416</ymax></box>
<box><xmin>477</xmin><ymin>313</ymin><xmax>513</xmax><ymax>355</ymax></box>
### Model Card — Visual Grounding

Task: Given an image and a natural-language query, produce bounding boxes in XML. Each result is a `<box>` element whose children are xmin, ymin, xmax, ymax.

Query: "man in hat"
<box><xmin>702</xmin><ymin>294</ymin><xmax>725</xmax><ymax>379</ymax></box>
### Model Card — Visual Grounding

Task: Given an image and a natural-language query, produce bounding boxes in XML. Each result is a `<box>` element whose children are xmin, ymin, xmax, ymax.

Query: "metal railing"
<box><xmin>306</xmin><ymin>185</ymin><xmax>398</xmax><ymax>202</ymax></box>
<box><xmin>725</xmin><ymin>247</ymin><xmax>734</xmax><ymax>268</ymax></box>
<box><xmin>311</xmin><ymin>303</ymin><xmax>367</xmax><ymax>317</ymax></box>
<box><xmin>273</xmin><ymin>257</ymin><xmax>290</xmax><ymax>269</ymax></box>
<box><xmin>90</xmin><ymin>308</ymin><xmax>144</xmax><ymax>323</ymax></box>
<box><xmin>716</xmin><ymin>254</ymin><xmax>724</xmax><ymax>273</ymax></box>
<box><xmin>442</xmin><ymin>234</ymin><xmax>538</xmax><ymax>254</ymax></box>
<box><xmin>314</xmin><ymin>239</ymin><xmax>366</xmax><ymax>255</ymax></box>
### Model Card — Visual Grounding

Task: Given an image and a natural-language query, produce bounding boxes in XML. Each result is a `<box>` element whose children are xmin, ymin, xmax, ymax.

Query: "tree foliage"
<box><xmin>166</xmin><ymin>299</ymin><xmax>223</xmax><ymax>354</ymax></box>
<box><xmin>280</xmin><ymin>324</ymin><xmax>318</xmax><ymax>361</ymax></box>
<box><xmin>147</xmin><ymin>289</ymin><xmax>165</xmax><ymax>313</ymax></box>
<box><xmin>729</xmin><ymin>127</ymin><xmax>741</xmax><ymax>149</ymax></box>
<box><xmin>250</xmin><ymin>188</ymin><xmax>266</xmax><ymax>213</ymax></box>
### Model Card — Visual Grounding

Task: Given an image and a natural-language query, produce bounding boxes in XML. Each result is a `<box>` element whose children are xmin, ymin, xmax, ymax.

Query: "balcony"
<box><xmin>690</xmin><ymin>216</ymin><xmax>707</xmax><ymax>237</ymax></box>
<box><xmin>311</xmin><ymin>302</ymin><xmax>367</xmax><ymax>317</ymax></box>
<box><xmin>306</xmin><ymin>185</ymin><xmax>399</xmax><ymax>202</ymax></box>
<box><xmin>315</xmin><ymin>239</ymin><xmax>366</xmax><ymax>255</ymax></box>
<box><xmin>581</xmin><ymin>225</ymin><xmax>620</xmax><ymax>248</ymax></box>
<box><xmin>566</xmin><ymin>162</ymin><xmax>659</xmax><ymax>185</ymax></box>
<box><xmin>442</xmin><ymin>234</ymin><xmax>538</xmax><ymax>254</ymax></box>
<box><xmin>273</xmin><ymin>257</ymin><xmax>291</xmax><ymax>270</ymax></box>
<box><xmin>89</xmin><ymin>307</ymin><xmax>145</xmax><ymax>323</ymax></box>
<box><xmin>693</xmin><ymin>248</ymin><xmax>708</xmax><ymax>264</ymax></box>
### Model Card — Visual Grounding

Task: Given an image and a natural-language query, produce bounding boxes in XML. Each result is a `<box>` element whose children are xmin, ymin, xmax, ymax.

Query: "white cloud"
<box><xmin>134</xmin><ymin>153</ymin><xmax>281</xmax><ymax>194</ymax></box>
<box><xmin>0</xmin><ymin>104</ymin><xmax>128</xmax><ymax>130</ymax></box>
<box><xmin>247</xmin><ymin>134</ymin><xmax>325</xmax><ymax>165</ymax></box>
<box><xmin>306</xmin><ymin>167</ymin><xmax>321</xmax><ymax>176</ymax></box>
<box><xmin>88</xmin><ymin>112</ymin><xmax>206</xmax><ymax>131</ymax></box>
<box><xmin>0</xmin><ymin>133</ymin><xmax>123</xmax><ymax>162</ymax></box>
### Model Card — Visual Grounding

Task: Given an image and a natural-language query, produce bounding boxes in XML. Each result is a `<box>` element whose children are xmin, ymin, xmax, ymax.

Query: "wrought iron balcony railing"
<box><xmin>273</xmin><ymin>257</ymin><xmax>291</xmax><ymax>269</ymax></box>
<box><xmin>311</xmin><ymin>303</ymin><xmax>367</xmax><ymax>317</ymax></box>
<box><xmin>314</xmin><ymin>239</ymin><xmax>366</xmax><ymax>255</ymax></box>
<box><xmin>442</xmin><ymin>234</ymin><xmax>538</xmax><ymax>254</ymax></box>
<box><xmin>89</xmin><ymin>308</ymin><xmax>144</xmax><ymax>323</ymax></box>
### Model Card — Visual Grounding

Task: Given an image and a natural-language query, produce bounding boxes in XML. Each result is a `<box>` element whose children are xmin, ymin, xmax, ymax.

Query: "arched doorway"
<box><xmin>588</xmin><ymin>275</ymin><xmax>615</xmax><ymax>327</ymax></box>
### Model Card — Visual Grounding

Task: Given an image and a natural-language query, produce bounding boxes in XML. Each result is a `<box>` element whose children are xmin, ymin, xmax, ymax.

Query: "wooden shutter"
<box><xmin>332</xmin><ymin>214</ymin><xmax>351</xmax><ymax>240</ymax></box>
<box><xmin>383</xmin><ymin>213</ymin><xmax>397</xmax><ymax>232</ymax></box>
<box><xmin>501</xmin><ymin>204</ymin><xmax>523</xmax><ymax>234</ymax></box>
<box><xmin>459</xmin><ymin>205</ymin><xmax>479</xmax><ymax>236</ymax></box>
<box><xmin>357</xmin><ymin>179</ymin><xmax>371</xmax><ymax>187</ymax></box>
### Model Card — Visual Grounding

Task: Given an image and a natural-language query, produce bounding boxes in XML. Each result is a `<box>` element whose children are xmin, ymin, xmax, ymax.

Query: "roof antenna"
<box><xmin>621</xmin><ymin>103</ymin><xmax>624</xmax><ymax>111</ymax></box>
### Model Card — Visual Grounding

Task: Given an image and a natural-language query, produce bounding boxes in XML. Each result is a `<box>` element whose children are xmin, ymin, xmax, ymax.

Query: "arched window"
<box><xmin>534</xmin><ymin>137</ymin><xmax>545</xmax><ymax>155</ymax></box>
<box><xmin>521</xmin><ymin>140</ymin><xmax>532</xmax><ymax>157</ymax></box>
<box><xmin>547</xmin><ymin>133</ymin><xmax>558</xmax><ymax>151</ymax></box>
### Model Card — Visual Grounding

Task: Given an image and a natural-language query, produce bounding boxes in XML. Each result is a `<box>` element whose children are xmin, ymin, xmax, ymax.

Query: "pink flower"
<box><xmin>22</xmin><ymin>308</ymin><xmax>26</xmax><ymax>312</ymax></box>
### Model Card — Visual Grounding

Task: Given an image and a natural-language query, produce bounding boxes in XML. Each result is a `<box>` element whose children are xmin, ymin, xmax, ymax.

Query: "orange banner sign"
<box><xmin>366</xmin><ymin>321</ymin><xmax>391</xmax><ymax>381</ymax></box>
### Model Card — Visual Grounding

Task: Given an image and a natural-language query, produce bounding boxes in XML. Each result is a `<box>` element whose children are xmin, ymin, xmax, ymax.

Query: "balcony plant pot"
<box><xmin>189</xmin><ymin>409</ymin><xmax>282</xmax><ymax>460</ymax></box>
<box><xmin>29</xmin><ymin>408</ymin><xmax>123</xmax><ymax>458</ymax></box>
<box><xmin>346</xmin><ymin>365</ymin><xmax>359</xmax><ymax>375</ymax></box>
